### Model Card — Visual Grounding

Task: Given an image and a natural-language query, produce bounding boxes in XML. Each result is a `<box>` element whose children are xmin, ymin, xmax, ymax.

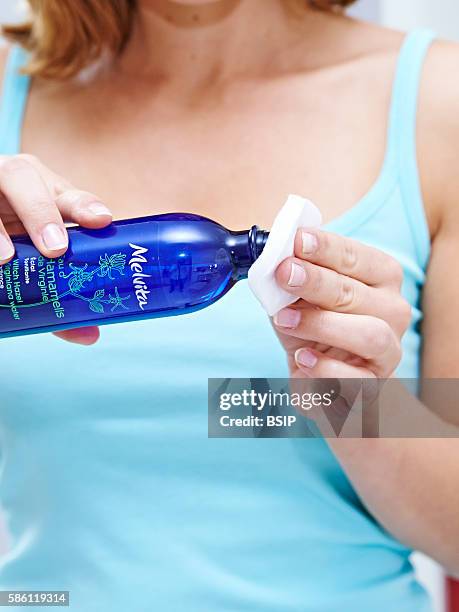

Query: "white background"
<box><xmin>0</xmin><ymin>0</ymin><xmax>24</xmax><ymax>23</ymax></box>
<box><xmin>352</xmin><ymin>0</ymin><xmax>459</xmax><ymax>41</ymax></box>
<box><xmin>0</xmin><ymin>1</ymin><xmax>456</xmax><ymax>611</ymax></box>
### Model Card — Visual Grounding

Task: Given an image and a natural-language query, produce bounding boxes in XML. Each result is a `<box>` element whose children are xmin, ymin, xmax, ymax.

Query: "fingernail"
<box><xmin>0</xmin><ymin>234</ymin><xmax>14</xmax><ymax>261</ymax></box>
<box><xmin>288</xmin><ymin>263</ymin><xmax>307</xmax><ymax>287</ymax></box>
<box><xmin>274</xmin><ymin>308</ymin><xmax>301</xmax><ymax>329</ymax></box>
<box><xmin>302</xmin><ymin>231</ymin><xmax>318</xmax><ymax>255</ymax></box>
<box><xmin>87</xmin><ymin>202</ymin><xmax>112</xmax><ymax>217</ymax></box>
<box><xmin>42</xmin><ymin>223</ymin><xmax>68</xmax><ymax>251</ymax></box>
<box><xmin>295</xmin><ymin>348</ymin><xmax>318</xmax><ymax>369</ymax></box>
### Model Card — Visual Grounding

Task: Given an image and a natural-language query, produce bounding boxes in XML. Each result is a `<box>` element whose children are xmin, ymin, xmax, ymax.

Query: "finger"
<box><xmin>0</xmin><ymin>218</ymin><xmax>15</xmax><ymax>264</ymax></box>
<box><xmin>29</xmin><ymin>160</ymin><xmax>113</xmax><ymax>227</ymax></box>
<box><xmin>0</xmin><ymin>157</ymin><xmax>68</xmax><ymax>257</ymax></box>
<box><xmin>1</xmin><ymin>156</ymin><xmax>112</xmax><ymax>228</ymax></box>
<box><xmin>276</xmin><ymin>257</ymin><xmax>408</xmax><ymax>324</ymax></box>
<box><xmin>290</xmin><ymin>367</ymin><xmax>380</xmax><ymax>436</ymax></box>
<box><xmin>295</xmin><ymin>228</ymin><xmax>404</xmax><ymax>288</ymax></box>
<box><xmin>53</xmin><ymin>327</ymin><xmax>100</xmax><ymax>345</ymax></box>
<box><xmin>273</xmin><ymin>306</ymin><xmax>401</xmax><ymax>376</ymax></box>
<box><xmin>293</xmin><ymin>347</ymin><xmax>376</xmax><ymax>379</ymax></box>
<box><xmin>55</xmin><ymin>189</ymin><xmax>113</xmax><ymax>228</ymax></box>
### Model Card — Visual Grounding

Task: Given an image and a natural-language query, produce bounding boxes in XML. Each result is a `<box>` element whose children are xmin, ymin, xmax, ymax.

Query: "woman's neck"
<box><xmin>118</xmin><ymin>0</ymin><xmax>324</xmax><ymax>91</ymax></box>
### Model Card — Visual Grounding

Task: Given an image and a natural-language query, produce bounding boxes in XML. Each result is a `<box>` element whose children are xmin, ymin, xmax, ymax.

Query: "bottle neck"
<box><xmin>227</xmin><ymin>226</ymin><xmax>269</xmax><ymax>280</ymax></box>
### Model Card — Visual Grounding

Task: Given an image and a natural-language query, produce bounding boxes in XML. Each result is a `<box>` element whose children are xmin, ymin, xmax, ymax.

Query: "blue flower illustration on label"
<box><xmin>98</xmin><ymin>253</ymin><xmax>127</xmax><ymax>279</ymax></box>
<box><xmin>59</xmin><ymin>252</ymin><xmax>131</xmax><ymax>314</ymax></box>
<box><xmin>60</xmin><ymin>263</ymin><xmax>93</xmax><ymax>293</ymax></box>
<box><xmin>0</xmin><ymin>252</ymin><xmax>132</xmax><ymax>314</ymax></box>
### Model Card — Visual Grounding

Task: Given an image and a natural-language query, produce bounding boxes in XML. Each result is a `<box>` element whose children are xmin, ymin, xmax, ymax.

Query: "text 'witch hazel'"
<box><xmin>0</xmin><ymin>195</ymin><xmax>321</xmax><ymax>338</ymax></box>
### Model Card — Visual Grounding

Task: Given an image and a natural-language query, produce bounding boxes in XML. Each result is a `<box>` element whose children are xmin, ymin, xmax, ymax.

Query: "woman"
<box><xmin>0</xmin><ymin>0</ymin><xmax>458</xmax><ymax>610</ymax></box>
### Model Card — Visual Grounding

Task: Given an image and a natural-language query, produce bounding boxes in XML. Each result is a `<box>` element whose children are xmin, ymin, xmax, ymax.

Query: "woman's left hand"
<box><xmin>273</xmin><ymin>229</ymin><xmax>412</xmax><ymax>379</ymax></box>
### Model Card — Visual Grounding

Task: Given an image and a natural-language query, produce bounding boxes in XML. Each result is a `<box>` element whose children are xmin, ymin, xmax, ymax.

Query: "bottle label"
<box><xmin>0</xmin><ymin>250</ymin><xmax>140</xmax><ymax>323</ymax></box>
<box><xmin>0</xmin><ymin>223</ymin><xmax>162</xmax><ymax>335</ymax></box>
<box><xmin>129</xmin><ymin>244</ymin><xmax>151</xmax><ymax>310</ymax></box>
<box><xmin>0</xmin><ymin>216</ymin><xmax>235</xmax><ymax>337</ymax></box>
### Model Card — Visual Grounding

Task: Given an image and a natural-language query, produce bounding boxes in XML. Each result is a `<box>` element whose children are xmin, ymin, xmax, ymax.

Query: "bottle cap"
<box><xmin>248</xmin><ymin>194</ymin><xmax>322</xmax><ymax>316</ymax></box>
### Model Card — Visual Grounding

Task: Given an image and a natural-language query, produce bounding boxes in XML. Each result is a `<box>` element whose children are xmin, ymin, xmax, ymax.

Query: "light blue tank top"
<box><xmin>0</xmin><ymin>31</ymin><xmax>436</xmax><ymax>611</ymax></box>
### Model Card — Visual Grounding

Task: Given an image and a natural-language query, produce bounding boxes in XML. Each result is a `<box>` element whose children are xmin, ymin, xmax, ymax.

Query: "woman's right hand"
<box><xmin>0</xmin><ymin>154</ymin><xmax>113</xmax><ymax>345</ymax></box>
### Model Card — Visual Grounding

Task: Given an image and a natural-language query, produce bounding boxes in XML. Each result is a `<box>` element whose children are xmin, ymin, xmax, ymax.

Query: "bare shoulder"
<box><xmin>417</xmin><ymin>39</ymin><xmax>459</xmax><ymax>233</ymax></box>
<box><xmin>337</xmin><ymin>26</ymin><xmax>459</xmax><ymax>234</ymax></box>
<box><xmin>0</xmin><ymin>43</ymin><xmax>10</xmax><ymax>82</ymax></box>
<box><xmin>291</xmin><ymin>12</ymin><xmax>406</xmax><ymax>74</ymax></box>
<box><xmin>323</xmin><ymin>21</ymin><xmax>459</xmax><ymax>236</ymax></box>
<box><xmin>422</xmin><ymin>39</ymin><xmax>459</xmax><ymax>102</ymax></box>
<box><xmin>0</xmin><ymin>44</ymin><xmax>11</xmax><ymax>118</ymax></box>
<box><xmin>420</xmin><ymin>39</ymin><xmax>459</xmax><ymax>138</ymax></box>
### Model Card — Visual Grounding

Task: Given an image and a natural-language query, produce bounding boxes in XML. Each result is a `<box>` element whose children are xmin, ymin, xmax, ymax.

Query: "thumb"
<box><xmin>53</xmin><ymin>327</ymin><xmax>100</xmax><ymax>345</ymax></box>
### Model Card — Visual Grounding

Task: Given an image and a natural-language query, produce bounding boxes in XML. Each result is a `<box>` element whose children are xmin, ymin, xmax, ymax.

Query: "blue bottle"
<box><xmin>0</xmin><ymin>213</ymin><xmax>269</xmax><ymax>338</ymax></box>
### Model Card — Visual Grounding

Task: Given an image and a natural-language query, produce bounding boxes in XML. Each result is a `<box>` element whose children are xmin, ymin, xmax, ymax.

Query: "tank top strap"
<box><xmin>387</xmin><ymin>29</ymin><xmax>437</xmax><ymax>267</ymax></box>
<box><xmin>0</xmin><ymin>45</ymin><xmax>31</xmax><ymax>155</ymax></box>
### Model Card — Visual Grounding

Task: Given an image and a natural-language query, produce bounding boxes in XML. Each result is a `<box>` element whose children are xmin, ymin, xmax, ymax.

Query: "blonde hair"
<box><xmin>3</xmin><ymin>0</ymin><xmax>358</xmax><ymax>80</ymax></box>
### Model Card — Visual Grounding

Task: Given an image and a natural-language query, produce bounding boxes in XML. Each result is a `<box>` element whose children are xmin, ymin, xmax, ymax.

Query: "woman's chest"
<box><xmin>22</xmin><ymin>72</ymin><xmax>389</xmax><ymax>229</ymax></box>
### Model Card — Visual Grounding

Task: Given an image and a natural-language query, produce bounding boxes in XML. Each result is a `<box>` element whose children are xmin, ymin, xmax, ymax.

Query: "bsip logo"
<box><xmin>129</xmin><ymin>244</ymin><xmax>152</xmax><ymax>310</ymax></box>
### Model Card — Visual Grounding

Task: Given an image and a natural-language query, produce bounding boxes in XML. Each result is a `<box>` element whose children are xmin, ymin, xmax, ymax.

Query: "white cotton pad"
<box><xmin>248</xmin><ymin>194</ymin><xmax>322</xmax><ymax>317</ymax></box>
